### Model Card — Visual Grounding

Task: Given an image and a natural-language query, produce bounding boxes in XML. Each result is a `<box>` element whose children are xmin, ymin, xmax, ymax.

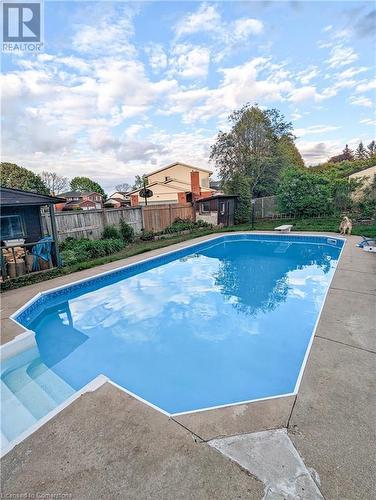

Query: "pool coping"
<box><xmin>1</xmin><ymin>231</ymin><xmax>346</xmax><ymax>455</ymax></box>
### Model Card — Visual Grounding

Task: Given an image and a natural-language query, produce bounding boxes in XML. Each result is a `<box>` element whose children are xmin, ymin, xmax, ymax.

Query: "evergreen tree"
<box><xmin>355</xmin><ymin>141</ymin><xmax>367</xmax><ymax>160</ymax></box>
<box><xmin>367</xmin><ymin>140</ymin><xmax>376</xmax><ymax>157</ymax></box>
<box><xmin>342</xmin><ymin>144</ymin><xmax>354</xmax><ymax>161</ymax></box>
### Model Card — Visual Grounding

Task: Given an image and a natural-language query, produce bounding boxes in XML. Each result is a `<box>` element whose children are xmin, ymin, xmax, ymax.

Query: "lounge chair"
<box><xmin>356</xmin><ymin>236</ymin><xmax>376</xmax><ymax>253</ymax></box>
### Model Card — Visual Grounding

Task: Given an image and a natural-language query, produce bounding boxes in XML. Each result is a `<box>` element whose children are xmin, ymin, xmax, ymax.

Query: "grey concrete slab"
<box><xmin>1</xmin><ymin>383</ymin><xmax>263</xmax><ymax>500</ymax></box>
<box><xmin>0</xmin><ymin>318</ymin><xmax>25</xmax><ymax>344</ymax></box>
<box><xmin>337</xmin><ymin>251</ymin><xmax>376</xmax><ymax>275</ymax></box>
<box><xmin>330</xmin><ymin>268</ymin><xmax>376</xmax><ymax>295</ymax></box>
<box><xmin>316</xmin><ymin>288</ymin><xmax>376</xmax><ymax>352</ymax></box>
<box><xmin>173</xmin><ymin>396</ymin><xmax>295</xmax><ymax>441</ymax></box>
<box><xmin>288</xmin><ymin>337</ymin><xmax>376</xmax><ymax>500</ymax></box>
<box><xmin>210</xmin><ymin>429</ymin><xmax>323</xmax><ymax>499</ymax></box>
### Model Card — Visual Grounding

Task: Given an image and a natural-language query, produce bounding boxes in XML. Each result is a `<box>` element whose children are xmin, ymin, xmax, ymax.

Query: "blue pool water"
<box><xmin>1</xmin><ymin>235</ymin><xmax>343</xmax><ymax>447</ymax></box>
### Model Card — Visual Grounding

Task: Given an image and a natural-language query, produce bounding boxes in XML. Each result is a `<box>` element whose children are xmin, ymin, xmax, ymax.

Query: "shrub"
<box><xmin>163</xmin><ymin>218</ymin><xmax>195</xmax><ymax>234</ymax></box>
<box><xmin>119</xmin><ymin>218</ymin><xmax>134</xmax><ymax>243</ymax></box>
<box><xmin>277</xmin><ymin>166</ymin><xmax>334</xmax><ymax>217</ymax></box>
<box><xmin>59</xmin><ymin>237</ymin><xmax>124</xmax><ymax>265</ymax></box>
<box><xmin>162</xmin><ymin>217</ymin><xmax>213</xmax><ymax>234</ymax></box>
<box><xmin>60</xmin><ymin>249</ymin><xmax>77</xmax><ymax>266</ymax></box>
<box><xmin>140</xmin><ymin>230</ymin><xmax>155</xmax><ymax>241</ymax></box>
<box><xmin>102</xmin><ymin>224</ymin><xmax>120</xmax><ymax>240</ymax></box>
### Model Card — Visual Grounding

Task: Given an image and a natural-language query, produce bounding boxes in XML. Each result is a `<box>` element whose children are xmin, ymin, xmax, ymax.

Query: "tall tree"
<box><xmin>210</xmin><ymin>104</ymin><xmax>296</xmax><ymax>221</ymax></box>
<box><xmin>355</xmin><ymin>141</ymin><xmax>367</xmax><ymax>160</ymax></box>
<box><xmin>115</xmin><ymin>182</ymin><xmax>131</xmax><ymax>193</ymax></box>
<box><xmin>0</xmin><ymin>162</ymin><xmax>49</xmax><ymax>194</ymax></box>
<box><xmin>367</xmin><ymin>140</ymin><xmax>376</xmax><ymax>156</ymax></box>
<box><xmin>40</xmin><ymin>171</ymin><xmax>69</xmax><ymax>195</ymax></box>
<box><xmin>70</xmin><ymin>176</ymin><xmax>106</xmax><ymax>198</ymax></box>
<box><xmin>132</xmin><ymin>174</ymin><xmax>148</xmax><ymax>190</ymax></box>
<box><xmin>342</xmin><ymin>144</ymin><xmax>354</xmax><ymax>161</ymax></box>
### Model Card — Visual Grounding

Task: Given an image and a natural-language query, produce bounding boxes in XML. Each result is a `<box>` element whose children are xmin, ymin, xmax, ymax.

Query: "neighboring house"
<box><xmin>349</xmin><ymin>165</ymin><xmax>376</xmax><ymax>200</ymax></box>
<box><xmin>109</xmin><ymin>191</ymin><xmax>129</xmax><ymax>200</ymax></box>
<box><xmin>56</xmin><ymin>191</ymin><xmax>103</xmax><ymax>211</ymax></box>
<box><xmin>104</xmin><ymin>197</ymin><xmax>130</xmax><ymax>209</ymax></box>
<box><xmin>209</xmin><ymin>179</ymin><xmax>222</xmax><ymax>194</ymax></box>
<box><xmin>129</xmin><ymin>162</ymin><xmax>214</xmax><ymax>206</ymax></box>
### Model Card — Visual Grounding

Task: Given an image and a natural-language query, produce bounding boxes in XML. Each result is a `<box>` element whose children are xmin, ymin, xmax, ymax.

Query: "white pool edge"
<box><xmin>1</xmin><ymin>232</ymin><xmax>347</xmax><ymax>454</ymax></box>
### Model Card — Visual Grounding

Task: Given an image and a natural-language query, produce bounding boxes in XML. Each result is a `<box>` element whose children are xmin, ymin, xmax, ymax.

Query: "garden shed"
<box><xmin>0</xmin><ymin>187</ymin><xmax>64</xmax><ymax>280</ymax></box>
<box><xmin>195</xmin><ymin>194</ymin><xmax>238</xmax><ymax>227</ymax></box>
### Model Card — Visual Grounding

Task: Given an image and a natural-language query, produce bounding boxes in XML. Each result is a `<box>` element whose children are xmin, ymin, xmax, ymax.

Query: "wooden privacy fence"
<box><xmin>142</xmin><ymin>203</ymin><xmax>195</xmax><ymax>233</ymax></box>
<box><xmin>42</xmin><ymin>204</ymin><xmax>195</xmax><ymax>241</ymax></box>
<box><xmin>43</xmin><ymin>207</ymin><xmax>143</xmax><ymax>241</ymax></box>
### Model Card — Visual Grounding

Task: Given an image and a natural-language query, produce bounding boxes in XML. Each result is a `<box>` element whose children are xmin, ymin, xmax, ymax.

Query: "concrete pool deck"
<box><xmin>1</xmin><ymin>232</ymin><xmax>375</xmax><ymax>499</ymax></box>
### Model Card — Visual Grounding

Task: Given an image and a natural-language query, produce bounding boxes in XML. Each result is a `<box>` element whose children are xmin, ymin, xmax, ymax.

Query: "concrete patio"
<box><xmin>1</xmin><ymin>232</ymin><xmax>375</xmax><ymax>499</ymax></box>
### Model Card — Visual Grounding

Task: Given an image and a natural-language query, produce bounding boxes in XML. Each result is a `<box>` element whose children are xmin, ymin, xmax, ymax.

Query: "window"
<box><xmin>219</xmin><ymin>202</ymin><xmax>225</xmax><ymax>215</ymax></box>
<box><xmin>201</xmin><ymin>177</ymin><xmax>209</xmax><ymax>188</ymax></box>
<box><xmin>201</xmin><ymin>201</ymin><xmax>210</xmax><ymax>213</ymax></box>
<box><xmin>1</xmin><ymin>215</ymin><xmax>24</xmax><ymax>240</ymax></box>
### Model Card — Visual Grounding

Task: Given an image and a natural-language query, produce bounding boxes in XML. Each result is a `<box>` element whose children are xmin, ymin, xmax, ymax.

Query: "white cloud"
<box><xmin>175</xmin><ymin>4</ymin><xmax>220</xmax><ymax>38</ymax></box>
<box><xmin>289</xmin><ymin>86</ymin><xmax>323</xmax><ymax>103</ymax></box>
<box><xmin>297</xmin><ymin>66</ymin><xmax>320</xmax><ymax>85</ymax></box>
<box><xmin>355</xmin><ymin>79</ymin><xmax>376</xmax><ymax>93</ymax></box>
<box><xmin>163</xmin><ymin>57</ymin><xmax>293</xmax><ymax>123</ymax></box>
<box><xmin>169</xmin><ymin>44</ymin><xmax>210</xmax><ymax>79</ymax></box>
<box><xmin>232</xmin><ymin>18</ymin><xmax>264</xmax><ymax>39</ymax></box>
<box><xmin>72</xmin><ymin>7</ymin><xmax>136</xmax><ymax>57</ymax></box>
<box><xmin>350</xmin><ymin>95</ymin><xmax>373</xmax><ymax>107</ymax></box>
<box><xmin>360</xmin><ymin>117</ymin><xmax>376</xmax><ymax>126</ymax></box>
<box><xmin>297</xmin><ymin>138</ymin><xmax>360</xmax><ymax>165</ymax></box>
<box><xmin>294</xmin><ymin>125</ymin><xmax>340</xmax><ymax>137</ymax></box>
<box><xmin>145</xmin><ymin>44</ymin><xmax>168</xmax><ymax>72</ymax></box>
<box><xmin>326</xmin><ymin>45</ymin><xmax>358</xmax><ymax>68</ymax></box>
<box><xmin>174</xmin><ymin>3</ymin><xmax>263</xmax><ymax>58</ymax></box>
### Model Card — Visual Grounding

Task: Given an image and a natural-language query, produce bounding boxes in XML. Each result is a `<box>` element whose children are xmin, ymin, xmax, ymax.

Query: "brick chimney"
<box><xmin>130</xmin><ymin>194</ymin><xmax>139</xmax><ymax>207</ymax></box>
<box><xmin>190</xmin><ymin>171</ymin><xmax>201</xmax><ymax>200</ymax></box>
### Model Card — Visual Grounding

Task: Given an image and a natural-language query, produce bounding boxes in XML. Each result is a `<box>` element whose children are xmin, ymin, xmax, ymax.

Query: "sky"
<box><xmin>2</xmin><ymin>0</ymin><xmax>375</xmax><ymax>194</ymax></box>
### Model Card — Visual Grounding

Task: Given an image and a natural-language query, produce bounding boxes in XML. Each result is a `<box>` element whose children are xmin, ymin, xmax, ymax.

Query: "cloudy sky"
<box><xmin>2</xmin><ymin>1</ymin><xmax>375</xmax><ymax>193</ymax></box>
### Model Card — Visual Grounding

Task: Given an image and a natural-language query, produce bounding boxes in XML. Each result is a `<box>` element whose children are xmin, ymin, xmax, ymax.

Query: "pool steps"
<box><xmin>1</xmin><ymin>357</ymin><xmax>75</xmax><ymax>443</ymax></box>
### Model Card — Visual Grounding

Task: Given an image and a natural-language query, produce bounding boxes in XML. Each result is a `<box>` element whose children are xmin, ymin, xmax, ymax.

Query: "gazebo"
<box><xmin>0</xmin><ymin>187</ymin><xmax>64</xmax><ymax>280</ymax></box>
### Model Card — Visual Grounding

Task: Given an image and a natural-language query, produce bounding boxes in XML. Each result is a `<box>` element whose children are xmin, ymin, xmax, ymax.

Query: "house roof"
<box><xmin>146</xmin><ymin>162</ymin><xmax>213</xmax><ymax>177</ymax></box>
<box><xmin>196</xmin><ymin>194</ymin><xmax>238</xmax><ymax>202</ymax></box>
<box><xmin>128</xmin><ymin>181</ymin><xmax>185</xmax><ymax>196</ymax></box>
<box><xmin>59</xmin><ymin>190</ymin><xmax>103</xmax><ymax>198</ymax></box>
<box><xmin>59</xmin><ymin>190</ymin><xmax>87</xmax><ymax>197</ymax></box>
<box><xmin>0</xmin><ymin>186</ymin><xmax>65</xmax><ymax>206</ymax></box>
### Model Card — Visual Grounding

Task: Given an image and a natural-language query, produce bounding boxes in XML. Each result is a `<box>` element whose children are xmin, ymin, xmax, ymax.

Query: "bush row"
<box><xmin>60</xmin><ymin>238</ymin><xmax>124</xmax><ymax>266</ymax></box>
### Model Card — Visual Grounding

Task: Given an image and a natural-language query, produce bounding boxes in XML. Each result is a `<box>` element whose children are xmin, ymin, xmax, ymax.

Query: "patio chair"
<box><xmin>356</xmin><ymin>236</ymin><xmax>376</xmax><ymax>253</ymax></box>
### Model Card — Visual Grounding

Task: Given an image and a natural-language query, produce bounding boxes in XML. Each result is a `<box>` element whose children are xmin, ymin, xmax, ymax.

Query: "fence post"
<box><xmin>169</xmin><ymin>204</ymin><xmax>172</xmax><ymax>225</ymax></box>
<box><xmin>141</xmin><ymin>206</ymin><xmax>145</xmax><ymax>231</ymax></box>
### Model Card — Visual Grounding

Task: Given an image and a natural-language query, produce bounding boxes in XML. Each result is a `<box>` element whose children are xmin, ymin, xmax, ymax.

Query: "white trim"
<box><xmin>106</xmin><ymin>380</ymin><xmax>171</xmax><ymax>417</ymax></box>
<box><xmin>1</xmin><ymin>374</ymin><xmax>108</xmax><ymax>458</ymax></box>
<box><xmin>171</xmin><ymin>391</ymin><xmax>296</xmax><ymax>417</ymax></box>
<box><xmin>1</xmin><ymin>232</ymin><xmax>346</xmax><ymax>450</ymax></box>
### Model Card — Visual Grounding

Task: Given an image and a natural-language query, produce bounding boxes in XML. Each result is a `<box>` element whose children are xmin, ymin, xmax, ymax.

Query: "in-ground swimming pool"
<box><xmin>1</xmin><ymin>234</ymin><xmax>344</xmax><ymax>449</ymax></box>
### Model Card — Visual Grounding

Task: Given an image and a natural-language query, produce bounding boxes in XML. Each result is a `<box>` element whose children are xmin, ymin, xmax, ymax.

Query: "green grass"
<box><xmin>1</xmin><ymin>217</ymin><xmax>375</xmax><ymax>291</ymax></box>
